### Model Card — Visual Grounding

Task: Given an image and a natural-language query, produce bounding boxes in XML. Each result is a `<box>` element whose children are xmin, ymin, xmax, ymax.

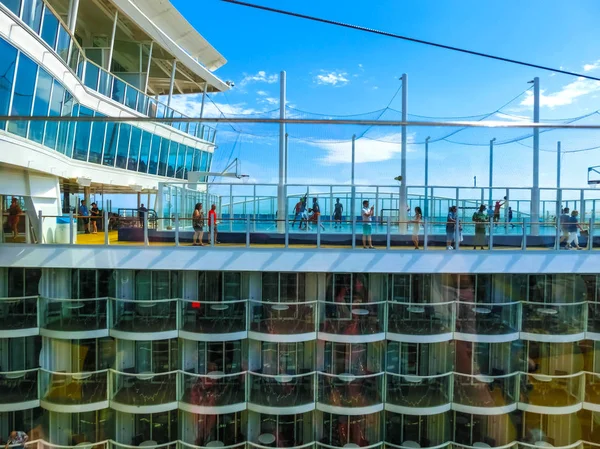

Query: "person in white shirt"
<box><xmin>361</xmin><ymin>200</ymin><xmax>375</xmax><ymax>249</ymax></box>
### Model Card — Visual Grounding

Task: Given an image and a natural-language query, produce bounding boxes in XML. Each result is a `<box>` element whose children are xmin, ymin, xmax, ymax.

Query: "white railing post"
<box><xmin>210</xmin><ymin>219</ymin><xmax>215</xmax><ymax>247</ymax></box>
<box><xmin>25</xmin><ymin>214</ymin><xmax>31</xmax><ymax>244</ymax></box>
<box><xmin>246</xmin><ymin>216</ymin><xmax>250</xmax><ymax>248</ymax></box>
<box><xmin>317</xmin><ymin>215</ymin><xmax>321</xmax><ymax>248</ymax></box>
<box><xmin>104</xmin><ymin>210</ymin><xmax>109</xmax><ymax>245</ymax></box>
<box><xmin>37</xmin><ymin>210</ymin><xmax>43</xmax><ymax>244</ymax></box>
<box><xmin>522</xmin><ymin>219</ymin><xmax>527</xmax><ymax>250</ymax></box>
<box><xmin>455</xmin><ymin>219</ymin><xmax>460</xmax><ymax>250</ymax></box>
<box><xmin>555</xmin><ymin>214</ymin><xmax>561</xmax><ymax>251</ymax></box>
<box><xmin>588</xmin><ymin>218</ymin><xmax>593</xmax><ymax>251</ymax></box>
<box><xmin>423</xmin><ymin>218</ymin><xmax>428</xmax><ymax>250</ymax></box>
<box><xmin>284</xmin><ymin>212</ymin><xmax>289</xmax><ymax>248</ymax></box>
<box><xmin>143</xmin><ymin>212</ymin><xmax>149</xmax><ymax>246</ymax></box>
<box><xmin>352</xmin><ymin>216</ymin><xmax>356</xmax><ymax>249</ymax></box>
<box><xmin>69</xmin><ymin>211</ymin><xmax>74</xmax><ymax>245</ymax></box>
<box><xmin>489</xmin><ymin>215</ymin><xmax>494</xmax><ymax>250</ymax></box>
<box><xmin>174</xmin><ymin>213</ymin><xmax>180</xmax><ymax>246</ymax></box>
<box><xmin>386</xmin><ymin>216</ymin><xmax>391</xmax><ymax>249</ymax></box>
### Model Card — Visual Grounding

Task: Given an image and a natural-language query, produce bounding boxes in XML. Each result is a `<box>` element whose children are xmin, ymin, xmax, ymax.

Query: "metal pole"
<box><xmin>424</xmin><ymin>137</ymin><xmax>430</xmax><ymax>219</ymax></box>
<box><xmin>285</xmin><ymin>133</ymin><xmax>289</xmax><ymax>184</ymax></box>
<box><xmin>351</xmin><ymin>135</ymin><xmax>356</xmax><ymax>225</ymax></box>
<box><xmin>144</xmin><ymin>41</ymin><xmax>154</xmax><ymax>95</ymax></box>
<box><xmin>67</xmin><ymin>0</ymin><xmax>80</xmax><ymax>33</ymax></box>
<box><xmin>386</xmin><ymin>216</ymin><xmax>391</xmax><ymax>250</ymax></box>
<box><xmin>143</xmin><ymin>212</ymin><xmax>149</xmax><ymax>246</ymax></box>
<box><xmin>37</xmin><ymin>210</ymin><xmax>43</xmax><ymax>244</ymax></box>
<box><xmin>69</xmin><ymin>211</ymin><xmax>74</xmax><ymax>245</ymax></box>
<box><xmin>246</xmin><ymin>216</ymin><xmax>250</xmax><ymax>248</ymax></box>
<box><xmin>277</xmin><ymin>71</ymin><xmax>286</xmax><ymax>233</ymax></box>
<box><xmin>555</xmin><ymin>141</ymin><xmax>562</xmax><ymax>250</ymax></box>
<box><xmin>104</xmin><ymin>210</ymin><xmax>109</xmax><ymax>245</ymax></box>
<box><xmin>400</xmin><ymin>73</ymin><xmax>408</xmax><ymax>233</ymax></box>
<box><xmin>199</xmin><ymin>82</ymin><xmax>208</xmax><ymax>119</ymax></box>
<box><xmin>167</xmin><ymin>60</ymin><xmax>177</xmax><ymax>108</ymax></box>
<box><xmin>107</xmin><ymin>10</ymin><xmax>118</xmax><ymax>72</ymax></box>
<box><xmin>489</xmin><ymin>138</ymin><xmax>496</xmax><ymax>208</ymax></box>
<box><xmin>25</xmin><ymin>214</ymin><xmax>30</xmax><ymax>244</ymax></box>
<box><xmin>174</xmin><ymin>213</ymin><xmax>179</xmax><ymax>246</ymax></box>
<box><xmin>531</xmin><ymin>77</ymin><xmax>541</xmax><ymax>235</ymax></box>
<box><xmin>317</xmin><ymin>215</ymin><xmax>321</xmax><ymax>248</ymax></box>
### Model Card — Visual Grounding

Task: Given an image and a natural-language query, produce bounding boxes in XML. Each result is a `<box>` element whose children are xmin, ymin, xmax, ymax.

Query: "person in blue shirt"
<box><xmin>446</xmin><ymin>206</ymin><xmax>457</xmax><ymax>250</ymax></box>
<box><xmin>78</xmin><ymin>199</ymin><xmax>90</xmax><ymax>234</ymax></box>
<box><xmin>566</xmin><ymin>210</ymin><xmax>584</xmax><ymax>250</ymax></box>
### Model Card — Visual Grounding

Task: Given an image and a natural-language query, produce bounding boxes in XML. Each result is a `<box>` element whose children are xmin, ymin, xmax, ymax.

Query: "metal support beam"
<box><xmin>276</xmin><ymin>71</ymin><xmax>286</xmax><ymax>233</ymax></box>
<box><xmin>424</xmin><ymin>136</ymin><xmax>430</xmax><ymax>219</ymax></box>
<box><xmin>531</xmin><ymin>76</ymin><xmax>541</xmax><ymax>235</ymax></box>
<box><xmin>144</xmin><ymin>41</ymin><xmax>154</xmax><ymax>95</ymax></box>
<box><xmin>107</xmin><ymin>9</ymin><xmax>118</xmax><ymax>72</ymax></box>
<box><xmin>167</xmin><ymin>60</ymin><xmax>177</xmax><ymax>108</ymax></box>
<box><xmin>351</xmin><ymin>135</ymin><xmax>356</xmax><ymax>225</ymax></box>
<box><xmin>489</xmin><ymin>138</ymin><xmax>496</xmax><ymax>208</ymax></box>
<box><xmin>199</xmin><ymin>82</ymin><xmax>208</xmax><ymax>119</ymax></box>
<box><xmin>67</xmin><ymin>0</ymin><xmax>80</xmax><ymax>33</ymax></box>
<box><xmin>399</xmin><ymin>73</ymin><xmax>408</xmax><ymax>233</ymax></box>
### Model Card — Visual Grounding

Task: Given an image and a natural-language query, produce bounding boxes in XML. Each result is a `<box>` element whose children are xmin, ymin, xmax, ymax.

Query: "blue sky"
<box><xmin>170</xmin><ymin>0</ymin><xmax>600</xmax><ymax>197</ymax></box>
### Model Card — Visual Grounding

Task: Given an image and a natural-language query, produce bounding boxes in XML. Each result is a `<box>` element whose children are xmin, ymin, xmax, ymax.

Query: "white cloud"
<box><xmin>240</xmin><ymin>71</ymin><xmax>278</xmax><ymax>86</ymax></box>
<box><xmin>520</xmin><ymin>77</ymin><xmax>600</xmax><ymax>109</ymax></box>
<box><xmin>583</xmin><ymin>60</ymin><xmax>600</xmax><ymax>72</ymax></box>
<box><xmin>308</xmin><ymin>133</ymin><xmax>415</xmax><ymax>164</ymax></box>
<box><xmin>168</xmin><ymin>94</ymin><xmax>260</xmax><ymax>118</ymax></box>
<box><xmin>261</xmin><ymin>97</ymin><xmax>279</xmax><ymax>105</ymax></box>
<box><xmin>256</xmin><ymin>90</ymin><xmax>268</xmax><ymax>96</ymax></box>
<box><xmin>314</xmin><ymin>71</ymin><xmax>350</xmax><ymax>87</ymax></box>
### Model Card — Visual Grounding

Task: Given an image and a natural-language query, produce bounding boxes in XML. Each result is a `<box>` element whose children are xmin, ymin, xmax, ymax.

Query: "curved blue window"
<box><xmin>9</xmin><ymin>52</ymin><xmax>37</xmax><ymax>137</ymax></box>
<box><xmin>175</xmin><ymin>144</ymin><xmax>185</xmax><ymax>179</ymax></box>
<box><xmin>128</xmin><ymin>126</ymin><xmax>141</xmax><ymax>171</ymax></box>
<box><xmin>3</xmin><ymin>0</ymin><xmax>21</xmax><ymax>15</ymax></box>
<box><xmin>0</xmin><ymin>38</ymin><xmax>17</xmax><ymax>130</ymax></box>
<box><xmin>158</xmin><ymin>138</ymin><xmax>169</xmax><ymax>176</ymax></box>
<box><xmin>50</xmin><ymin>83</ymin><xmax>66</xmax><ymax>152</ymax></box>
<box><xmin>103</xmin><ymin>123</ymin><xmax>118</xmax><ymax>167</ymax></box>
<box><xmin>22</xmin><ymin>0</ymin><xmax>43</xmax><ymax>34</ymax></box>
<box><xmin>84</xmin><ymin>62</ymin><xmax>99</xmax><ymax>91</ymax></box>
<box><xmin>29</xmin><ymin>67</ymin><xmax>52</xmax><ymax>144</ymax></box>
<box><xmin>184</xmin><ymin>146</ymin><xmax>193</xmax><ymax>179</ymax></box>
<box><xmin>167</xmin><ymin>142</ymin><xmax>177</xmax><ymax>178</ymax></box>
<box><xmin>40</xmin><ymin>7</ymin><xmax>58</xmax><ymax>49</ymax></box>
<box><xmin>89</xmin><ymin>112</ymin><xmax>106</xmax><ymax>164</ymax></box>
<box><xmin>56</xmin><ymin>25</ymin><xmax>71</xmax><ymax>64</ymax></box>
<box><xmin>148</xmin><ymin>135</ymin><xmax>161</xmax><ymax>175</ymax></box>
<box><xmin>191</xmin><ymin>149</ymin><xmax>201</xmax><ymax>173</ymax></box>
<box><xmin>138</xmin><ymin>131</ymin><xmax>151</xmax><ymax>173</ymax></box>
<box><xmin>73</xmin><ymin>106</ymin><xmax>92</xmax><ymax>161</ymax></box>
<box><xmin>116</xmin><ymin>124</ymin><xmax>131</xmax><ymax>169</ymax></box>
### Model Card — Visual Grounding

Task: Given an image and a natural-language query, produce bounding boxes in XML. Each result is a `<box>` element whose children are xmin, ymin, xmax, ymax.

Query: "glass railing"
<box><xmin>521</xmin><ymin>302</ymin><xmax>586</xmax><ymax>336</ymax></box>
<box><xmin>180</xmin><ymin>442</ymin><xmax>247</xmax><ymax>449</ymax></box>
<box><xmin>6</xmin><ymin>0</ymin><xmax>217</xmax><ymax>143</ymax></box>
<box><xmin>0</xmin><ymin>296</ymin><xmax>38</xmax><ymax>331</ymax></box>
<box><xmin>0</xmin><ymin>368</ymin><xmax>38</xmax><ymax>403</ymax></box>
<box><xmin>455</xmin><ymin>301</ymin><xmax>520</xmax><ymax>336</ymax></box>
<box><xmin>386</xmin><ymin>372</ymin><xmax>451</xmax><ymax>409</ymax></box>
<box><xmin>110</xmin><ymin>298</ymin><xmax>178</xmax><ymax>334</ymax></box>
<box><xmin>588</xmin><ymin>302</ymin><xmax>600</xmax><ymax>334</ymax></box>
<box><xmin>319</xmin><ymin>301</ymin><xmax>386</xmax><ymax>335</ymax></box>
<box><xmin>584</xmin><ymin>372</ymin><xmax>600</xmax><ymax>406</ymax></box>
<box><xmin>40</xmin><ymin>369</ymin><xmax>108</xmax><ymax>405</ymax></box>
<box><xmin>249</xmin><ymin>372</ymin><xmax>315</xmax><ymax>408</ymax></box>
<box><xmin>39</xmin><ymin>442</ymin><xmax>110</xmax><ymax>449</ymax></box>
<box><xmin>387</xmin><ymin>302</ymin><xmax>454</xmax><ymax>336</ymax></box>
<box><xmin>179</xmin><ymin>371</ymin><xmax>246</xmax><ymax>407</ymax></box>
<box><xmin>180</xmin><ymin>299</ymin><xmax>247</xmax><ymax>335</ymax></box>
<box><xmin>250</xmin><ymin>300</ymin><xmax>316</xmax><ymax>335</ymax></box>
<box><xmin>453</xmin><ymin>372</ymin><xmax>518</xmax><ymax>408</ymax></box>
<box><xmin>40</xmin><ymin>297</ymin><xmax>107</xmax><ymax>332</ymax></box>
<box><xmin>249</xmin><ymin>443</ymin><xmax>315</xmax><ymax>449</ymax></box>
<box><xmin>110</xmin><ymin>370</ymin><xmax>177</xmax><ymax>407</ymax></box>
<box><xmin>317</xmin><ymin>372</ymin><xmax>383</xmax><ymax>408</ymax></box>
<box><xmin>111</xmin><ymin>441</ymin><xmax>176</xmax><ymax>449</ymax></box>
<box><xmin>521</xmin><ymin>372</ymin><xmax>583</xmax><ymax>408</ymax></box>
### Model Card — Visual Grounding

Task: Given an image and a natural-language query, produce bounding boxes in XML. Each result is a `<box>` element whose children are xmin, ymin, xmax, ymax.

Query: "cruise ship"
<box><xmin>0</xmin><ymin>1</ymin><xmax>600</xmax><ymax>449</ymax></box>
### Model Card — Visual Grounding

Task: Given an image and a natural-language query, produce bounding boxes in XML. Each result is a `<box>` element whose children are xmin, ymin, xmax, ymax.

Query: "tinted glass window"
<box><xmin>55</xmin><ymin>25</ymin><xmax>71</xmax><ymax>63</ymax></box>
<box><xmin>84</xmin><ymin>62</ymin><xmax>99</xmax><ymax>90</ymax></box>
<box><xmin>103</xmin><ymin>122</ymin><xmax>118</xmax><ymax>166</ymax></box>
<box><xmin>45</xmin><ymin>81</ymin><xmax>64</xmax><ymax>150</ymax></box>
<box><xmin>0</xmin><ymin>38</ymin><xmax>18</xmax><ymax>131</ymax></box>
<box><xmin>158</xmin><ymin>138</ymin><xmax>169</xmax><ymax>176</ymax></box>
<box><xmin>167</xmin><ymin>142</ymin><xmax>178</xmax><ymax>177</ymax></box>
<box><xmin>138</xmin><ymin>131</ymin><xmax>151</xmax><ymax>173</ymax></box>
<box><xmin>29</xmin><ymin>67</ymin><xmax>52</xmax><ymax>144</ymax></box>
<box><xmin>9</xmin><ymin>53</ymin><xmax>37</xmax><ymax>137</ymax></box>
<box><xmin>127</xmin><ymin>126</ymin><xmax>141</xmax><ymax>171</ymax></box>
<box><xmin>148</xmin><ymin>135</ymin><xmax>161</xmax><ymax>175</ymax></box>
<box><xmin>88</xmin><ymin>113</ymin><xmax>106</xmax><ymax>164</ymax></box>
<box><xmin>21</xmin><ymin>0</ymin><xmax>43</xmax><ymax>33</ymax></box>
<box><xmin>40</xmin><ymin>8</ymin><xmax>58</xmax><ymax>49</ymax></box>
<box><xmin>73</xmin><ymin>106</ymin><xmax>92</xmax><ymax>161</ymax></box>
<box><xmin>115</xmin><ymin>123</ymin><xmax>130</xmax><ymax>169</ymax></box>
<box><xmin>3</xmin><ymin>0</ymin><xmax>21</xmax><ymax>15</ymax></box>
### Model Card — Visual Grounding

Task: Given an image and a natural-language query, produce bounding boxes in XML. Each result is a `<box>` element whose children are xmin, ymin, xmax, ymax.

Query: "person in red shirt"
<box><xmin>208</xmin><ymin>204</ymin><xmax>219</xmax><ymax>244</ymax></box>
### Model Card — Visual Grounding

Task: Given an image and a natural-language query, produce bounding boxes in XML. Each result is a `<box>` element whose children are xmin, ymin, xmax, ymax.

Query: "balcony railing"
<box><xmin>179</xmin><ymin>371</ymin><xmax>246</xmax><ymax>408</ymax></box>
<box><xmin>319</xmin><ymin>301</ymin><xmax>385</xmax><ymax>336</ymax></box>
<box><xmin>0</xmin><ymin>368</ymin><xmax>38</xmax><ymax>404</ymax></box>
<box><xmin>520</xmin><ymin>372</ymin><xmax>583</xmax><ymax>408</ymax></box>
<box><xmin>40</xmin><ymin>297</ymin><xmax>107</xmax><ymax>333</ymax></box>
<box><xmin>110</xmin><ymin>298</ymin><xmax>178</xmax><ymax>335</ymax></box>
<box><xmin>455</xmin><ymin>301</ymin><xmax>520</xmax><ymax>337</ymax></box>
<box><xmin>249</xmin><ymin>300</ymin><xmax>316</xmax><ymax>335</ymax></box>
<box><xmin>249</xmin><ymin>371</ymin><xmax>315</xmax><ymax>408</ymax></box>
<box><xmin>521</xmin><ymin>302</ymin><xmax>586</xmax><ymax>337</ymax></box>
<box><xmin>40</xmin><ymin>368</ymin><xmax>108</xmax><ymax>406</ymax></box>
<box><xmin>110</xmin><ymin>370</ymin><xmax>177</xmax><ymax>407</ymax></box>
<box><xmin>387</xmin><ymin>302</ymin><xmax>454</xmax><ymax>337</ymax></box>
<box><xmin>0</xmin><ymin>296</ymin><xmax>38</xmax><ymax>332</ymax></box>
<box><xmin>180</xmin><ymin>299</ymin><xmax>246</xmax><ymax>335</ymax></box>
<box><xmin>317</xmin><ymin>372</ymin><xmax>383</xmax><ymax>408</ymax></box>
<box><xmin>453</xmin><ymin>372</ymin><xmax>518</xmax><ymax>409</ymax></box>
<box><xmin>386</xmin><ymin>372</ymin><xmax>451</xmax><ymax>409</ymax></box>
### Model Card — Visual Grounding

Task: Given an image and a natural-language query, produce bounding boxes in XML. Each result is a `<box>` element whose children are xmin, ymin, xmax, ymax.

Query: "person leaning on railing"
<box><xmin>7</xmin><ymin>197</ymin><xmax>22</xmax><ymax>241</ymax></box>
<box><xmin>5</xmin><ymin>431</ymin><xmax>28</xmax><ymax>449</ymax></box>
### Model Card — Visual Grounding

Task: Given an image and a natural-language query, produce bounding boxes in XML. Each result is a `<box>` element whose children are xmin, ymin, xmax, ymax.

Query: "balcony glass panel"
<box><xmin>0</xmin><ymin>296</ymin><xmax>38</xmax><ymax>331</ymax></box>
<box><xmin>98</xmin><ymin>68</ymin><xmax>113</xmax><ymax>97</ymax></box>
<box><xmin>180</xmin><ymin>371</ymin><xmax>245</xmax><ymax>407</ymax></box>
<box><xmin>40</xmin><ymin>369</ymin><xmax>108</xmax><ymax>405</ymax></box>
<box><xmin>41</xmin><ymin>297</ymin><xmax>107</xmax><ymax>332</ymax></box>
<box><xmin>158</xmin><ymin>138</ymin><xmax>170</xmax><ymax>176</ymax></box>
<box><xmin>521</xmin><ymin>373</ymin><xmax>583</xmax><ymax>408</ymax></box>
<box><xmin>588</xmin><ymin>302</ymin><xmax>600</xmax><ymax>333</ymax></box>
<box><xmin>453</xmin><ymin>373</ymin><xmax>518</xmax><ymax>408</ymax></box>
<box><xmin>318</xmin><ymin>372</ymin><xmax>383</xmax><ymax>408</ymax></box>
<box><xmin>103</xmin><ymin>122</ymin><xmax>118</xmax><ymax>166</ymax></box>
<box><xmin>0</xmin><ymin>368</ymin><xmax>38</xmax><ymax>404</ymax></box>
<box><xmin>2</xmin><ymin>0</ymin><xmax>21</xmax><ymax>15</ymax></box>
<box><xmin>21</xmin><ymin>0</ymin><xmax>43</xmax><ymax>33</ymax></box>
<box><xmin>88</xmin><ymin>116</ymin><xmax>106</xmax><ymax>164</ymax></box>
<box><xmin>28</xmin><ymin>67</ymin><xmax>52</xmax><ymax>144</ymax></box>
<box><xmin>320</xmin><ymin>413</ymin><xmax>381</xmax><ymax>448</ymax></box>
<box><xmin>0</xmin><ymin>38</ymin><xmax>17</xmax><ymax>130</ymax></box>
<box><xmin>319</xmin><ymin>301</ymin><xmax>385</xmax><ymax>335</ymax></box>
<box><xmin>387</xmin><ymin>302</ymin><xmax>453</xmax><ymax>336</ymax></box>
<box><xmin>521</xmin><ymin>302</ymin><xmax>585</xmax><ymax>336</ymax></box>
<box><xmin>40</xmin><ymin>7</ymin><xmax>58</xmax><ymax>48</ymax></box>
<box><xmin>128</xmin><ymin>126</ymin><xmax>141</xmax><ymax>171</ymax></box>
<box><xmin>83</xmin><ymin>61</ymin><xmax>99</xmax><ymax>90</ymax></box>
<box><xmin>72</xmin><ymin>106</ymin><xmax>92</xmax><ymax>161</ymax></box>
<box><xmin>250</xmin><ymin>301</ymin><xmax>315</xmax><ymax>335</ymax></box>
<box><xmin>181</xmin><ymin>299</ymin><xmax>246</xmax><ymax>335</ymax></box>
<box><xmin>111</xmin><ymin>298</ymin><xmax>177</xmax><ymax>334</ymax></box>
<box><xmin>111</xmin><ymin>370</ymin><xmax>177</xmax><ymax>407</ymax></box>
<box><xmin>148</xmin><ymin>135</ymin><xmax>161</xmax><ymax>175</ymax></box>
<box><xmin>55</xmin><ymin>25</ymin><xmax>70</xmax><ymax>63</ymax></box>
<box><xmin>125</xmin><ymin>85</ymin><xmax>138</xmax><ymax>110</ymax></box>
<box><xmin>455</xmin><ymin>301</ymin><xmax>519</xmax><ymax>336</ymax></box>
<box><xmin>138</xmin><ymin>131</ymin><xmax>151</xmax><ymax>173</ymax></box>
<box><xmin>115</xmin><ymin>123</ymin><xmax>130</xmax><ymax>169</ymax></box>
<box><xmin>386</xmin><ymin>373</ymin><xmax>451</xmax><ymax>409</ymax></box>
<box><xmin>8</xmin><ymin>53</ymin><xmax>37</xmax><ymax>137</ymax></box>
<box><xmin>584</xmin><ymin>372</ymin><xmax>600</xmax><ymax>405</ymax></box>
<box><xmin>44</xmin><ymin>80</ymin><xmax>64</xmax><ymax>150</ymax></box>
<box><xmin>167</xmin><ymin>142</ymin><xmax>177</xmax><ymax>177</ymax></box>
<box><xmin>249</xmin><ymin>372</ymin><xmax>315</xmax><ymax>408</ymax></box>
<box><xmin>112</xmin><ymin>78</ymin><xmax>125</xmax><ymax>104</ymax></box>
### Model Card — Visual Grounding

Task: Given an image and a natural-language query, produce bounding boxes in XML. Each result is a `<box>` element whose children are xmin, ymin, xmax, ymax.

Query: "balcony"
<box><xmin>385</xmin><ymin>372</ymin><xmax>451</xmax><ymax>414</ymax></box>
<box><xmin>110</xmin><ymin>298</ymin><xmax>178</xmax><ymax>339</ymax></box>
<box><xmin>455</xmin><ymin>301</ymin><xmax>520</xmax><ymax>342</ymax></box>
<box><xmin>453</xmin><ymin>373</ymin><xmax>518</xmax><ymax>413</ymax></box>
<box><xmin>319</xmin><ymin>301</ymin><xmax>385</xmax><ymax>342</ymax></box>
<box><xmin>110</xmin><ymin>370</ymin><xmax>177</xmax><ymax>413</ymax></box>
<box><xmin>179</xmin><ymin>371</ymin><xmax>246</xmax><ymax>413</ymax></box>
<box><xmin>248</xmin><ymin>372</ymin><xmax>315</xmax><ymax>413</ymax></box>
<box><xmin>39</xmin><ymin>369</ymin><xmax>108</xmax><ymax>411</ymax></box>
<box><xmin>587</xmin><ymin>302</ymin><xmax>600</xmax><ymax>338</ymax></box>
<box><xmin>180</xmin><ymin>299</ymin><xmax>247</xmax><ymax>340</ymax></box>
<box><xmin>0</xmin><ymin>368</ymin><xmax>38</xmax><ymax>410</ymax></box>
<box><xmin>387</xmin><ymin>302</ymin><xmax>453</xmax><ymax>343</ymax></box>
<box><xmin>317</xmin><ymin>372</ymin><xmax>383</xmax><ymax>413</ymax></box>
<box><xmin>249</xmin><ymin>300</ymin><xmax>316</xmax><ymax>341</ymax></box>
<box><xmin>521</xmin><ymin>302</ymin><xmax>586</xmax><ymax>342</ymax></box>
<box><xmin>40</xmin><ymin>297</ymin><xmax>107</xmax><ymax>338</ymax></box>
<box><xmin>0</xmin><ymin>296</ymin><xmax>38</xmax><ymax>337</ymax></box>
<box><xmin>584</xmin><ymin>372</ymin><xmax>600</xmax><ymax>410</ymax></box>
<box><xmin>519</xmin><ymin>373</ymin><xmax>583</xmax><ymax>413</ymax></box>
